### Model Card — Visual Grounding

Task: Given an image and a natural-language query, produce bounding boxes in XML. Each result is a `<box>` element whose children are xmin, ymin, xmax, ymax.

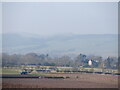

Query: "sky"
<box><xmin>0</xmin><ymin>3</ymin><xmax>2</xmax><ymax>34</ymax></box>
<box><xmin>2</xmin><ymin>2</ymin><xmax>118</xmax><ymax>37</ymax></box>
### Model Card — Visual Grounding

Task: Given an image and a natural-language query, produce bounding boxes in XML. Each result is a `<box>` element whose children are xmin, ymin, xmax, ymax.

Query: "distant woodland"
<box><xmin>2</xmin><ymin>53</ymin><xmax>118</xmax><ymax>69</ymax></box>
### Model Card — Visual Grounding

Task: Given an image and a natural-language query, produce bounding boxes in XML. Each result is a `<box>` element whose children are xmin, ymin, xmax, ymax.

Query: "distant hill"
<box><xmin>2</xmin><ymin>33</ymin><xmax>118</xmax><ymax>58</ymax></box>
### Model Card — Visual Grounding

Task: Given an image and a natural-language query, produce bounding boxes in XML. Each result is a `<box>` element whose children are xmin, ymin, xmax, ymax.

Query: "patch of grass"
<box><xmin>29</xmin><ymin>72</ymin><xmax>63</xmax><ymax>77</ymax></box>
<box><xmin>2</xmin><ymin>68</ymin><xmax>21</xmax><ymax>75</ymax></box>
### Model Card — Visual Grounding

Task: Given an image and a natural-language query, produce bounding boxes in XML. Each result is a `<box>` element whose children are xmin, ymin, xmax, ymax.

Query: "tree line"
<box><xmin>2</xmin><ymin>53</ymin><xmax>118</xmax><ymax>69</ymax></box>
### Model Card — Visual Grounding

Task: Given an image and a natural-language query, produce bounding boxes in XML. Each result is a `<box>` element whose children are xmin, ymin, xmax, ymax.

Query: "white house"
<box><xmin>88</xmin><ymin>60</ymin><xmax>92</xmax><ymax>66</ymax></box>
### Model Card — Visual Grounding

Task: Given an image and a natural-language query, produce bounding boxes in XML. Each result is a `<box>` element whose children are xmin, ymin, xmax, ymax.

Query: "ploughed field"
<box><xmin>2</xmin><ymin>73</ymin><xmax>118</xmax><ymax>88</ymax></box>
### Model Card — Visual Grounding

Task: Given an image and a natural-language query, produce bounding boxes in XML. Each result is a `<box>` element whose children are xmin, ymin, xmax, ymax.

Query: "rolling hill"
<box><xmin>2</xmin><ymin>33</ymin><xmax>118</xmax><ymax>58</ymax></box>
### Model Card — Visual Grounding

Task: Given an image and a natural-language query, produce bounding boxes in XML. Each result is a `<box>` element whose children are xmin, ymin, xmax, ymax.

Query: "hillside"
<box><xmin>2</xmin><ymin>33</ymin><xmax>118</xmax><ymax>57</ymax></box>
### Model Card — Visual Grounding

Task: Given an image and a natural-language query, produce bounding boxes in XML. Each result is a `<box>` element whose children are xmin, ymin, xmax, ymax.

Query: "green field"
<box><xmin>2</xmin><ymin>68</ymin><xmax>21</xmax><ymax>75</ymax></box>
<box><xmin>1</xmin><ymin>66</ymin><xmax>118</xmax><ymax>75</ymax></box>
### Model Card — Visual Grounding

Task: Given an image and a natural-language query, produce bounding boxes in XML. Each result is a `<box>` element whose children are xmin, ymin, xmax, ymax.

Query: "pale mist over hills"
<box><xmin>2</xmin><ymin>2</ymin><xmax>118</xmax><ymax>58</ymax></box>
<box><xmin>2</xmin><ymin>33</ymin><xmax>118</xmax><ymax>58</ymax></box>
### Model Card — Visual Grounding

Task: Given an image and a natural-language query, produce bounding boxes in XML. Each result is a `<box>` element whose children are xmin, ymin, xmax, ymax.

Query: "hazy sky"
<box><xmin>2</xmin><ymin>2</ymin><xmax>118</xmax><ymax>36</ymax></box>
<box><xmin>0</xmin><ymin>3</ymin><xmax>2</xmax><ymax>33</ymax></box>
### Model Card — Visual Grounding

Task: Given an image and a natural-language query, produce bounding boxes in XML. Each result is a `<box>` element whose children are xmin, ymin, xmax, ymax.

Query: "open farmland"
<box><xmin>2</xmin><ymin>73</ymin><xmax>118</xmax><ymax>88</ymax></box>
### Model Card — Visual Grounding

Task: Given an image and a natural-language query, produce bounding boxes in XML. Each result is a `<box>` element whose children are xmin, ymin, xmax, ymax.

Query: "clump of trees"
<box><xmin>1</xmin><ymin>53</ymin><xmax>118</xmax><ymax>69</ymax></box>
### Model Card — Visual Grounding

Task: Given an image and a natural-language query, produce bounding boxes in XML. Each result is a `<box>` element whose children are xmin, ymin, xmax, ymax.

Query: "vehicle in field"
<box><xmin>20</xmin><ymin>71</ymin><xmax>28</xmax><ymax>75</ymax></box>
<box><xmin>20</xmin><ymin>69</ymin><xmax>33</xmax><ymax>75</ymax></box>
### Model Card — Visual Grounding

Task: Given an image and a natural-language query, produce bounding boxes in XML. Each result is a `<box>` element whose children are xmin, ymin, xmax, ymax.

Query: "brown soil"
<box><xmin>2</xmin><ymin>73</ymin><xmax>118</xmax><ymax>88</ymax></box>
